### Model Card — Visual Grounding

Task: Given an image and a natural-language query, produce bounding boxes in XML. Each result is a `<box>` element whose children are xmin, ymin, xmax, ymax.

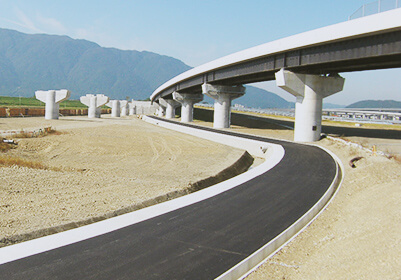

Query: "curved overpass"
<box><xmin>151</xmin><ymin>8</ymin><xmax>401</xmax><ymax>100</ymax></box>
<box><xmin>0</xmin><ymin>117</ymin><xmax>342</xmax><ymax>279</ymax></box>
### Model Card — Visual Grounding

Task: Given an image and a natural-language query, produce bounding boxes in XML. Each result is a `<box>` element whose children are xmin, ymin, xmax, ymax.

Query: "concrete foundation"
<box><xmin>35</xmin><ymin>89</ymin><xmax>71</xmax><ymax>120</ymax></box>
<box><xmin>202</xmin><ymin>83</ymin><xmax>245</xmax><ymax>128</ymax></box>
<box><xmin>275</xmin><ymin>69</ymin><xmax>345</xmax><ymax>142</ymax></box>
<box><xmin>80</xmin><ymin>94</ymin><xmax>109</xmax><ymax>118</ymax></box>
<box><xmin>173</xmin><ymin>92</ymin><xmax>203</xmax><ymax>122</ymax></box>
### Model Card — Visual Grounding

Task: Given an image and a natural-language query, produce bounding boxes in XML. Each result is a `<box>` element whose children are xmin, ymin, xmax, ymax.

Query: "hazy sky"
<box><xmin>0</xmin><ymin>0</ymin><xmax>400</xmax><ymax>105</ymax></box>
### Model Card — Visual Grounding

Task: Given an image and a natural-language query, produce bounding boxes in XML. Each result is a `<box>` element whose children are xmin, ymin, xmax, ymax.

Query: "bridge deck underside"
<box><xmin>159</xmin><ymin>30</ymin><xmax>401</xmax><ymax>99</ymax></box>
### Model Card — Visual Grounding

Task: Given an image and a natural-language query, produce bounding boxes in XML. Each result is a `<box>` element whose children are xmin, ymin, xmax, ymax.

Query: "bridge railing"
<box><xmin>349</xmin><ymin>0</ymin><xmax>400</xmax><ymax>20</ymax></box>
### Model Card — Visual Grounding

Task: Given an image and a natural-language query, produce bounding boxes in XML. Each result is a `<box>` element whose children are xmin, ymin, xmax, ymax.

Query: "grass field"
<box><xmin>0</xmin><ymin>96</ymin><xmax>87</xmax><ymax>109</ymax></box>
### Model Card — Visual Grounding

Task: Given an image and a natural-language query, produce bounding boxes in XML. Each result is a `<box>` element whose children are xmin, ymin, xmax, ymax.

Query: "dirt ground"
<box><xmin>1</xmin><ymin>115</ymin><xmax>400</xmax><ymax>279</ymax></box>
<box><xmin>0</xmin><ymin>115</ymin><xmax>245</xmax><ymax>245</ymax></box>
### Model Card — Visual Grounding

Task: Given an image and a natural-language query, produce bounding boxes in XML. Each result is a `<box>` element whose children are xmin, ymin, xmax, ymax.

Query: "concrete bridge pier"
<box><xmin>106</xmin><ymin>100</ymin><xmax>121</xmax><ymax>117</ymax></box>
<box><xmin>156</xmin><ymin>99</ymin><xmax>167</xmax><ymax>117</ymax></box>
<box><xmin>161</xmin><ymin>98</ymin><xmax>181</xmax><ymax>119</ymax></box>
<box><xmin>202</xmin><ymin>83</ymin><xmax>245</xmax><ymax>128</ymax></box>
<box><xmin>129</xmin><ymin>102</ymin><xmax>136</xmax><ymax>115</ymax></box>
<box><xmin>173</xmin><ymin>92</ymin><xmax>203</xmax><ymax>122</ymax></box>
<box><xmin>80</xmin><ymin>94</ymin><xmax>109</xmax><ymax>118</ymax></box>
<box><xmin>275</xmin><ymin>69</ymin><xmax>345</xmax><ymax>142</ymax></box>
<box><xmin>35</xmin><ymin>89</ymin><xmax>70</xmax><ymax>120</ymax></box>
<box><xmin>120</xmin><ymin>100</ymin><xmax>129</xmax><ymax>116</ymax></box>
<box><xmin>95</xmin><ymin>107</ymin><xmax>101</xmax><ymax>118</ymax></box>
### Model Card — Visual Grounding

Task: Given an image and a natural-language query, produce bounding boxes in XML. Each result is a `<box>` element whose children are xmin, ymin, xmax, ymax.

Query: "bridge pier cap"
<box><xmin>275</xmin><ymin>68</ymin><xmax>345</xmax><ymax>142</ymax></box>
<box><xmin>202</xmin><ymin>83</ymin><xmax>245</xmax><ymax>129</ymax></box>
<box><xmin>35</xmin><ymin>89</ymin><xmax>71</xmax><ymax>120</ymax></box>
<box><xmin>80</xmin><ymin>94</ymin><xmax>109</xmax><ymax>118</ymax></box>
<box><xmin>161</xmin><ymin>98</ymin><xmax>181</xmax><ymax>119</ymax></box>
<box><xmin>173</xmin><ymin>92</ymin><xmax>203</xmax><ymax>123</ymax></box>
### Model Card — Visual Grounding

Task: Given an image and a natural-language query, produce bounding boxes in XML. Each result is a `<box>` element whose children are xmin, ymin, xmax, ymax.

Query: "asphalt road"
<box><xmin>230</xmin><ymin>112</ymin><xmax>401</xmax><ymax>140</ymax></box>
<box><xmin>0</xmin><ymin>118</ymin><xmax>337</xmax><ymax>279</ymax></box>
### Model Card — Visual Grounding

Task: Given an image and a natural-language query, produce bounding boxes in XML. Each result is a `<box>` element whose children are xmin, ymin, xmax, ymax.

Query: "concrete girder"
<box><xmin>275</xmin><ymin>68</ymin><xmax>345</xmax><ymax>142</ymax></box>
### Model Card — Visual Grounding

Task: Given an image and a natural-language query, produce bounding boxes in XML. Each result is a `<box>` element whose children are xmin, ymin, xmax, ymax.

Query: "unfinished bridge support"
<box><xmin>80</xmin><ymin>94</ymin><xmax>109</xmax><ymax>118</ymax></box>
<box><xmin>35</xmin><ymin>89</ymin><xmax>70</xmax><ymax>120</ymax></box>
<box><xmin>106</xmin><ymin>100</ymin><xmax>121</xmax><ymax>117</ymax></box>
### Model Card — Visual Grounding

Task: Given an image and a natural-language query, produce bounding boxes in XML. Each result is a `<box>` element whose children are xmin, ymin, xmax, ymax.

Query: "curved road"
<box><xmin>0</xmin><ymin>118</ymin><xmax>338</xmax><ymax>279</ymax></box>
<box><xmin>228</xmin><ymin>112</ymin><xmax>401</xmax><ymax>140</ymax></box>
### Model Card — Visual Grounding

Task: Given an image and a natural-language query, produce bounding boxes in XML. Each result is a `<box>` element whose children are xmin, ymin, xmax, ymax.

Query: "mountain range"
<box><xmin>0</xmin><ymin>27</ymin><xmax>299</xmax><ymax>109</ymax></box>
<box><xmin>346</xmin><ymin>100</ymin><xmax>401</xmax><ymax>108</ymax></box>
<box><xmin>0</xmin><ymin>28</ymin><xmax>192</xmax><ymax>100</ymax></box>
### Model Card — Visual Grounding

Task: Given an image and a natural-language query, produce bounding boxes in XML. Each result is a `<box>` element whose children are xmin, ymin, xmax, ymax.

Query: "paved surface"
<box><xmin>232</xmin><ymin>112</ymin><xmax>401</xmax><ymax>140</ymax></box>
<box><xmin>0</xmin><ymin>118</ymin><xmax>337</xmax><ymax>279</ymax></box>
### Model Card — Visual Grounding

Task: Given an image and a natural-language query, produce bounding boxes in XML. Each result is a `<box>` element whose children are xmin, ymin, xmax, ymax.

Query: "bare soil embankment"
<box><xmin>0</xmin><ymin>116</ymin><xmax>248</xmax><ymax>246</ymax></box>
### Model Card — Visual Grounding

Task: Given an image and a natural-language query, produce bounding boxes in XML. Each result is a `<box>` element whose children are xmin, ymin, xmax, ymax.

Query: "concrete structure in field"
<box><xmin>202</xmin><ymin>84</ymin><xmax>245</xmax><ymax>128</ymax></box>
<box><xmin>106</xmin><ymin>100</ymin><xmax>120</xmax><ymax>117</ymax></box>
<box><xmin>275</xmin><ymin>69</ymin><xmax>345</xmax><ymax>142</ymax></box>
<box><xmin>35</xmin><ymin>89</ymin><xmax>70</xmax><ymax>120</ymax></box>
<box><xmin>173</xmin><ymin>91</ymin><xmax>203</xmax><ymax>123</ymax></box>
<box><xmin>161</xmin><ymin>98</ymin><xmax>180</xmax><ymax>119</ymax></box>
<box><xmin>120</xmin><ymin>100</ymin><xmax>129</xmax><ymax>117</ymax></box>
<box><xmin>80</xmin><ymin>94</ymin><xmax>109</xmax><ymax>118</ymax></box>
<box><xmin>129</xmin><ymin>100</ymin><xmax>158</xmax><ymax>115</ymax></box>
<box><xmin>128</xmin><ymin>102</ymin><xmax>135</xmax><ymax>115</ymax></box>
<box><xmin>156</xmin><ymin>99</ymin><xmax>167</xmax><ymax>117</ymax></box>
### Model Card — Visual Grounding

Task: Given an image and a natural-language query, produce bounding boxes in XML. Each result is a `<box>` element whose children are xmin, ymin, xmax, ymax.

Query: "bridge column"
<box><xmin>120</xmin><ymin>100</ymin><xmax>129</xmax><ymax>117</ymax></box>
<box><xmin>156</xmin><ymin>99</ymin><xmax>167</xmax><ymax>117</ymax></box>
<box><xmin>275</xmin><ymin>69</ymin><xmax>345</xmax><ymax>142</ymax></box>
<box><xmin>202</xmin><ymin>83</ymin><xmax>245</xmax><ymax>128</ymax></box>
<box><xmin>106</xmin><ymin>100</ymin><xmax>121</xmax><ymax>117</ymax></box>
<box><xmin>173</xmin><ymin>92</ymin><xmax>203</xmax><ymax>122</ymax></box>
<box><xmin>80</xmin><ymin>94</ymin><xmax>109</xmax><ymax>118</ymax></box>
<box><xmin>129</xmin><ymin>102</ymin><xmax>136</xmax><ymax>115</ymax></box>
<box><xmin>35</xmin><ymin>89</ymin><xmax>70</xmax><ymax>120</ymax></box>
<box><xmin>161</xmin><ymin>98</ymin><xmax>181</xmax><ymax>119</ymax></box>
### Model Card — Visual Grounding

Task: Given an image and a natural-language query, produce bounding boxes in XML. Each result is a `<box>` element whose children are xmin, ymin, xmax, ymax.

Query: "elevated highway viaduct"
<box><xmin>151</xmin><ymin>8</ymin><xmax>401</xmax><ymax>142</ymax></box>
